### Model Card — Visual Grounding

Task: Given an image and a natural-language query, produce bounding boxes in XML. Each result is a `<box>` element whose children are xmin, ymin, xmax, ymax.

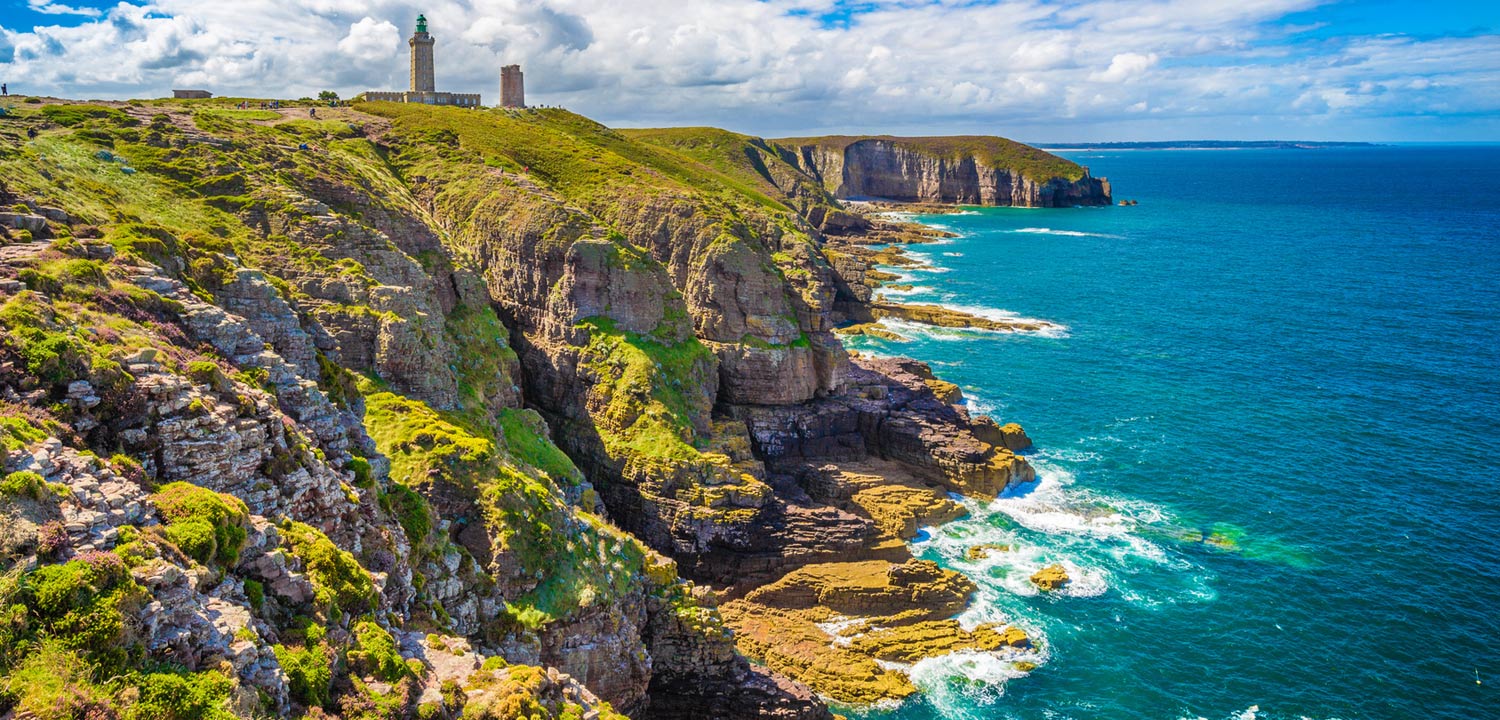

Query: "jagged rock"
<box><xmin>1031</xmin><ymin>564</ymin><xmax>1072</xmax><ymax>591</ymax></box>
<box><xmin>966</xmin><ymin>543</ymin><xmax>1010</xmax><ymax>561</ymax></box>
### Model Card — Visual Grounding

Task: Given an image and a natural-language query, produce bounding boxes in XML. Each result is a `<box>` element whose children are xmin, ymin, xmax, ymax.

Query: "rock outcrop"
<box><xmin>0</xmin><ymin>99</ymin><xmax>1064</xmax><ymax>720</ymax></box>
<box><xmin>780</xmin><ymin>136</ymin><xmax>1111</xmax><ymax>207</ymax></box>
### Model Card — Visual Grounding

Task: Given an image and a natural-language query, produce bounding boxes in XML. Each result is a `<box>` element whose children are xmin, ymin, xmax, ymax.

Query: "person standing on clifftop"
<box><xmin>2</xmin><ymin>84</ymin><xmax>7</xmax><ymax>96</ymax></box>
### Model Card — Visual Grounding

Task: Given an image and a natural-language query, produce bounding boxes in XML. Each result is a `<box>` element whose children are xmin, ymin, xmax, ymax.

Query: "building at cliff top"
<box><xmin>172</xmin><ymin>89</ymin><xmax>212</xmax><ymax>99</ymax></box>
<box><xmin>363</xmin><ymin>14</ymin><xmax>481</xmax><ymax>107</ymax></box>
<box><xmin>500</xmin><ymin>65</ymin><xmax>525</xmax><ymax>108</ymax></box>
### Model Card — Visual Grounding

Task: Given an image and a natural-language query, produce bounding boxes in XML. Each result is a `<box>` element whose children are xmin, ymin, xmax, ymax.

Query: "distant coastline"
<box><xmin>1034</xmin><ymin>140</ymin><xmax>1384</xmax><ymax>150</ymax></box>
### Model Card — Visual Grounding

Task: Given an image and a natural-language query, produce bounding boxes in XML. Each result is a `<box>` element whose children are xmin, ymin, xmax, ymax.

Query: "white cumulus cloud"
<box><xmin>0</xmin><ymin>0</ymin><xmax>1495</xmax><ymax>141</ymax></box>
<box><xmin>1091</xmin><ymin>52</ymin><xmax>1159</xmax><ymax>82</ymax></box>
<box><xmin>27</xmin><ymin>0</ymin><xmax>103</xmax><ymax>16</ymax></box>
<box><xmin>339</xmin><ymin>17</ymin><xmax>399</xmax><ymax>62</ymax></box>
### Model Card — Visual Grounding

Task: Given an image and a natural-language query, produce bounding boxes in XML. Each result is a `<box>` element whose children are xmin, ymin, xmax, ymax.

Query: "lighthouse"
<box><xmin>409</xmin><ymin>14</ymin><xmax>436</xmax><ymax>93</ymax></box>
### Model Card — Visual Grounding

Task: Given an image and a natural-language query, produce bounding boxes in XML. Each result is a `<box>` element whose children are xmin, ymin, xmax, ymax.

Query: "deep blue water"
<box><xmin>838</xmin><ymin>146</ymin><xmax>1500</xmax><ymax>720</ymax></box>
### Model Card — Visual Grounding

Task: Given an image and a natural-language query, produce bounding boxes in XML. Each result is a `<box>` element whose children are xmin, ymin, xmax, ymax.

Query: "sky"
<box><xmin>1</xmin><ymin>0</ymin><xmax>1497</xmax><ymax>142</ymax></box>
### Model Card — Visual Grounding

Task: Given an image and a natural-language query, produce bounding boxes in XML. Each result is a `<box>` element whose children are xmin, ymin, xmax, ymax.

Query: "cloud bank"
<box><xmin>1</xmin><ymin>0</ymin><xmax>1497</xmax><ymax>140</ymax></box>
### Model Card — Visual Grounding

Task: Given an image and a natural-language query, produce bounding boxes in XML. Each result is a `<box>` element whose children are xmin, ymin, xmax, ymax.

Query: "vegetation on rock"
<box><xmin>151</xmin><ymin>482</ymin><xmax>250</xmax><ymax>568</ymax></box>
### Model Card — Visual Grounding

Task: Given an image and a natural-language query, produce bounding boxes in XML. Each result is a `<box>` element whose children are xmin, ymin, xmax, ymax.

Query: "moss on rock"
<box><xmin>279</xmin><ymin>520</ymin><xmax>376</xmax><ymax>617</ymax></box>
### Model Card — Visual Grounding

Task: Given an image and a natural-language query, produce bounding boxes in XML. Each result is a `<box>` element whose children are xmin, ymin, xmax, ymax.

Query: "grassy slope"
<box><xmin>617</xmin><ymin>126</ymin><xmax>840</xmax><ymax>212</ymax></box>
<box><xmin>0</xmin><ymin>100</ymin><xmax>661</xmax><ymax>629</ymax></box>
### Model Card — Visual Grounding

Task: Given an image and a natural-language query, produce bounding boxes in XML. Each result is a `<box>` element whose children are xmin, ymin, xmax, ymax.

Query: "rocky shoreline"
<box><xmin>0</xmin><ymin>99</ymin><xmax>1092</xmax><ymax>719</ymax></box>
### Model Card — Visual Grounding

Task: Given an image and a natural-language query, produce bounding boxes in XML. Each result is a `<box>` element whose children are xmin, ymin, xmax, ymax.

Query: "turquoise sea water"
<box><xmin>838</xmin><ymin>146</ymin><xmax>1500</xmax><ymax>720</ymax></box>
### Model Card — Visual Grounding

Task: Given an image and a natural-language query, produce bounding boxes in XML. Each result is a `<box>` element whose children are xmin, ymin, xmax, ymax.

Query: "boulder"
<box><xmin>1030</xmin><ymin>564</ymin><xmax>1071</xmax><ymax>591</ymax></box>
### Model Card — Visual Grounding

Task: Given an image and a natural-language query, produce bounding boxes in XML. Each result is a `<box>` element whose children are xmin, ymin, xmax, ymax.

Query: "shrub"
<box><xmin>0</xmin><ymin>414</ymin><xmax>50</xmax><ymax>453</ymax></box>
<box><xmin>122</xmin><ymin>668</ymin><xmax>236</xmax><ymax>720</ymax></box>
<box><xmin>380</xmin><ymin>482</ymin><xmax>429</xmax><ymax>545</ymax></box>
<box><xmin>1</xmin><ymin>640</ymin><xmax>115</xmax><ymax>720</ymax></box>
<box><xmin>0</xmin><ymin>470</ymin><xmax>46</xmax><ymax>500</ymax></box>
<box><xmin>274</xmin><ymin>642</ymin><xmax>332</xmax><ymax>708</ymax></box>
<box><xmin>39</xmin><ymin>104</ymin><xmax>135</xmax><ymax>128</ymax></box>
<box><xmin>150</xmin><ymin>482</ymin><xmax>249</xmax><ymax>568</ymax></box>
<box><xmin>184</xmin><ymin>361</ymin><xmax>225</xmax><ymax>390</ymax></box>
<box><xmin>16</xmin><ymin>268</ymin><xmax>60</xmax><ymax>295</ymax></box>
<box><xmin>21</xmin><ymin>554</ymin><xmax>134</xmax><ymax>669</ymax></box>
<box><xmin>34</xmin><ymin>520</ymin><xmax>70</xmax><ymax>558</ymax></box>
<box><xmin>243</xmin><ymin>579</ymin><xmax>264</xmax><ymax>611</ymax></box>
<box><xmin>347</xmin><ymin>620</ymin><xmax>410</xmax><ymax>683</ymax></box>
<box><xmin>346</xmin><ymin>455</ymin><xmax>373</xmax><ymax>487</ymax></box>
<box><xmin>109</xmin><ymin>454</ymin><xmax>146</xmax><ymax>485</ymax></box>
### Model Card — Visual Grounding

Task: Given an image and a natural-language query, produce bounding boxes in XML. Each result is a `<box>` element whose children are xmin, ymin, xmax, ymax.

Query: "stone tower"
<box><xmin>501</xmin><ymin>65</ymin><xmax>525</xmax><ymax>108</ymax></box>
<box><xmin>409</xmin><ymin>14</ymin><xmax>435</xmax><ymax>93</ymax></box>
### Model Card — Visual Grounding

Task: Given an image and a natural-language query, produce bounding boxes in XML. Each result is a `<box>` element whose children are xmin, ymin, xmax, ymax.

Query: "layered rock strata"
<box><xmin>781</xmin><ymin>137</ymin><xmax>1111</xmax><ymax>207</ymax></box>
<box><xmin>0</xmin><ymin>99</ymin><xmax>1067</xmax><ymax>720</ymax></box>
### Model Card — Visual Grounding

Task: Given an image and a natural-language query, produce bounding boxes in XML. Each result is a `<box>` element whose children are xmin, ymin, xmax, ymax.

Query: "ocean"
<box><xmin>836</xmin><ymin>146</ymin><xmax>1500</xmax><ymax>720</ymax></box>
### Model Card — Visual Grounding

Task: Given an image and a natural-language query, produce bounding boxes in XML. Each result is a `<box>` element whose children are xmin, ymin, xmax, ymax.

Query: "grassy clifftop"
<box><xmin>774</xmin><ymin>133</ymin><xmax>1089</xmax><ymax>182</ymax></box>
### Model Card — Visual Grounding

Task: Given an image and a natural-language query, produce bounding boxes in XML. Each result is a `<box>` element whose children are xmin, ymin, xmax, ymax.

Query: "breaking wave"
<box><xmin>1009</xmin><ymin>227</ymin><xmax>1120</xmax><ymax>238</ymax></box>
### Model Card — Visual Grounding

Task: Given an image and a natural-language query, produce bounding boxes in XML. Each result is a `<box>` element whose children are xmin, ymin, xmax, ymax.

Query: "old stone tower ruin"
<box><xmin>364</xmin><ymin>13</ymin><xmax>480</xmax><ymax>107</ymax></box>
<box><xmin>500</xmin><ymin>65</ymin><xmax>525</xmax><ymax>108</ymax></box>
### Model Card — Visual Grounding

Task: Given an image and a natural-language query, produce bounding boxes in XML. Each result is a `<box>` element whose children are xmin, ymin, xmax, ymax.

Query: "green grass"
<box><xmin>497</xmin><ymin>408</ymin><xmax>580</xmax><ymax>485</ymax></box>
<box><xmin>576</xmin><ymin>316</ymin><xmax>715</xmax><ymax>467</ymax></box>
<box><xmin>445</xmin><ymin>302</ymin><xmax>520</xmax><ymax>413</ymax></box>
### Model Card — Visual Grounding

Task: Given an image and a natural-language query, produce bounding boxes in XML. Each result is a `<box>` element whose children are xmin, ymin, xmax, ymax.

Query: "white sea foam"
<box><xmin>904</xmin><ymin>651</ymin><xmax>1020</xmax><ymax>712</ymax></box>
<box><xmin>814</xmin><ymin>615</ymin><xmax>867</xmax><ymax>646</ymax></box>
<box><xmin>942</xmin><ymin>302</ymin><xmax>1068</xmax><ymax>329</ymax></box>
<box><xmin>888</xmin><ymin>302</ymin><xmax>1072</xmax><ymax>338</ymax></box>
<box><xmin>879</xmin><ymin>284</ymin><xmax>924</xmax><ymax>297</ymax></box>
<box><xmin>963</xmin><ymin>393</ymin><xmax>1000</xmax><ymax>416</ymax></box>
<box><xmin>897</xmin><ymin>248</ymin><xmax>936</xmax><ymax>266</ymax></box>
<box><xmin>943</xmin><ymin>251</ymin><xmax>964</xmax><ymax>257</ymax></box>
<box><xmin>1010</xmin><ymin>227</ymin><xmax>1120</xmax><ymax>238</ymax></box>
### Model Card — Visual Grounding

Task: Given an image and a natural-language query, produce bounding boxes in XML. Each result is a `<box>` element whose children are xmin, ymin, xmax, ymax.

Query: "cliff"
<box><xmin>776</xmin><ymin>135</ymin><xmax>1111</xmax><ymax>207</ymax></box>
<box><xmin>0</xmin><ymin>99</ymin><xmax>1049</xmax><ymax>720</ymax></box>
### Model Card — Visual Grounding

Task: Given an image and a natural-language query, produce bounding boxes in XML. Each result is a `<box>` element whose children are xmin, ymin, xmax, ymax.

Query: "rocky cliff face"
<box><xmin>0</xmin><ymin>100</ymin><xmax>1057</xmax><ymax>720</ymax></box>
<box><xmin>787</xmin><ymin>137</ymin><xmax>1111</xmax><ymax>207</ymax></box>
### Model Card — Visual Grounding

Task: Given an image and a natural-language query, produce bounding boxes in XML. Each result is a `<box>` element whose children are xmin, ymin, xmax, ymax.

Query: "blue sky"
<box><xmin>2</xmin><ymin>0</ymin><xmax>1497</xmax><ymax>141</ymax></box>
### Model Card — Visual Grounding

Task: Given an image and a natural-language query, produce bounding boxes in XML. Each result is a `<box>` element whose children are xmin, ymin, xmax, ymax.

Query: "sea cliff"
<box><xmin>778</xmin><ymin>136</ymin><xmax>1112</xmax><ymax>207</ymax></box>
<box><xmin>0</xmin><ymin>99</ymin><xmax>1069</xmax><ymax>719</ymax></box>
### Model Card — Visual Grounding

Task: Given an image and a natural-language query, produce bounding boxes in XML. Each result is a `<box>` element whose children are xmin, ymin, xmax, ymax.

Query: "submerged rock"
<box><xmin>966</xmin><ymin>543</ymin><xmax>1011</xmax><ymax>561</ymax></box>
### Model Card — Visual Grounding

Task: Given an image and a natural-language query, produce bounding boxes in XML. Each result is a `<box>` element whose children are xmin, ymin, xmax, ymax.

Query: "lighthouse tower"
<box><xmin>364</xmin><ymin>12</ymin><xmax>480</xmax><ymax>106</ymax></box>
<box><xmin>409</xmin><ymin>14</ymin><xmax>436</xmax><ymax>92</ymax></box>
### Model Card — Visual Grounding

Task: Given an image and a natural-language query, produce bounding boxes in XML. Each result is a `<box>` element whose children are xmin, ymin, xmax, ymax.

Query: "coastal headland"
<box><xmin>0</xmin><ymin>97</ymin><xmax>1103</xmax><ymax>718</ymax></box>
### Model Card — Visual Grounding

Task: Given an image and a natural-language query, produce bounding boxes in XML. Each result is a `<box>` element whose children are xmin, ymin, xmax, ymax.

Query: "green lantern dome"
<box><xmin>416</xmin><ymin>14</ymin><xmax>427</xmax><ymax>33</ymax></box>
